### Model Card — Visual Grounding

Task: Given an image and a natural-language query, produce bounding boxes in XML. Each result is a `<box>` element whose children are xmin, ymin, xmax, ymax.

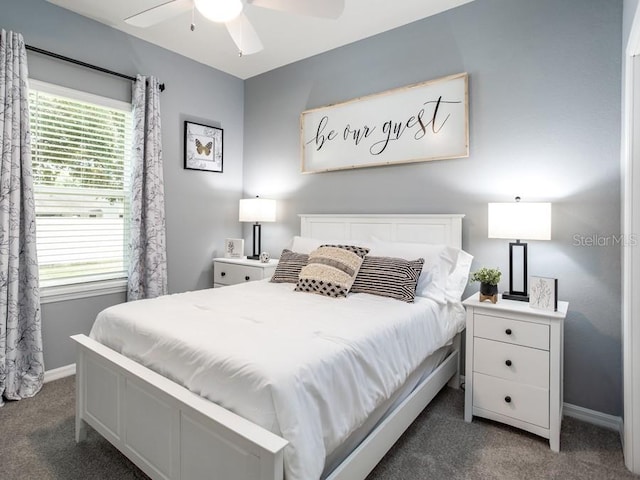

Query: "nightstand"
<box><xmin>213</xmin><ymin>257</ymin><xmax>278</xmax><ymax>287</ymax></box>
<box><xmin>463</xmin><ymin>293</ymin><xmax>569</xmax><ymax>451</ymax></box>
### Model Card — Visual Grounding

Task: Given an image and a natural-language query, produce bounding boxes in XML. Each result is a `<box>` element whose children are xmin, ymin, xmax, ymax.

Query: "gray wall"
<box><xmin>2</xmin><ymin>0</ymin><xmax>245</xmax><ymax>369</ymax></box>
<box><xmin>244</xmin><ymin>0</ymin><xmax>624</xmax><ymax>415</ymax></box>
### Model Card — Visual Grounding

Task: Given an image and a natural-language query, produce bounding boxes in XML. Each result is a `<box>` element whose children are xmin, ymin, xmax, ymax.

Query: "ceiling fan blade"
<box><xmin>225</xmin><ymin>13</ymin><xmax>263</xmax><ymax>55</ymax></box>
<box><xmin>124</xmin><ymin>0</ymin><xmax>193</xmax><ymax>28</ymax></box>
<box><xmin>247</xmin><ymin>0</ymin><xmax>344</xmax><ymax>19</ymax></box>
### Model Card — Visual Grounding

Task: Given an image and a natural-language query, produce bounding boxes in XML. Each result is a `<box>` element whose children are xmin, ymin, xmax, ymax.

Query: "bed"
<box><xmin>72</xmin><ymin>213</ymin><xmax>468</xmax><ymax>480</ymax></box>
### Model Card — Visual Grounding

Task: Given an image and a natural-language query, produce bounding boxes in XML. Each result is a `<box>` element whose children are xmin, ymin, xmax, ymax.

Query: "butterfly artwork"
<box><xmin>195</xmin><ymin>138</ymin><xmax>213</xmax><ymax>156</ymax></box>
<box><xmin>184</xmin><ymin>121</ymin><xmax>223</xmax><ymax>172</ymax></box>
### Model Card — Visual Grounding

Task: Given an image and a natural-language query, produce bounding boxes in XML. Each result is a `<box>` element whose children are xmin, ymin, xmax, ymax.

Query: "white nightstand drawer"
<box><xmin>473</xmin><ymin>372</ymin><xmax>549</xmax><ymax>428</ymax></box>
<box><xmin>474</xmin><ymin>337</ymin><xmax>549</xmax><ymax>389</ymax></box>
<box><xmin>475</xmin><ymin>313</ymin><xmax>549</xmax><ymax>350</ymax></box>
<box><xmin>214</xmin><ymin>264</ymin><xmax>263</xmax><ymax>285</ymax></box>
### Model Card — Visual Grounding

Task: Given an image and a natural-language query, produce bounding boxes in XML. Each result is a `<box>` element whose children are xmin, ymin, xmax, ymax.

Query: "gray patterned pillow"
<box><xmin>351</xmin><ymin>256</ymin><xmax>424</xmax><ymax>302</ymax></box>
<box><xmin>270</xmin><ymin>249</ymin><xmax>308</xmax><ymax>283</ymax></box>
<box><xmin>295</xmin><ymin>244</ymin><xmax>369</xmax><ymax>298</ymax></box>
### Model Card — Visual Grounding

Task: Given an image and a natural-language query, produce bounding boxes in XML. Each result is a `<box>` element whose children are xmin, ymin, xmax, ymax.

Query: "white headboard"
<box><xmin>299</xmin><ymin>214</ymin><xmax>464</xmax><ymax>249</ymax></box>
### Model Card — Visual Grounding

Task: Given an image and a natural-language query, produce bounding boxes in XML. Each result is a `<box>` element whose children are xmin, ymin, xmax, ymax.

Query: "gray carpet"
<box><xmin>0</xmin><ymin>376</ymin><xmax>636</xmax><ymax>480</ymax></box>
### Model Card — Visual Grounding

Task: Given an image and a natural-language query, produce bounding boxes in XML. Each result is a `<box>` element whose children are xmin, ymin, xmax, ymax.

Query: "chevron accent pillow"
<box><xmin>270</xmin><ymin>249</ymin><xmax>309</xmax><ymax>283</ymax></box>
<box><xmin>295</xmin><ymin>244</ymin><xmax>369</xmax><ymax>298</ymax></box>
<box><xmin>351</xmin><ymin>256</ymin><xmax>425</xmax><ymax>303</ymax></box>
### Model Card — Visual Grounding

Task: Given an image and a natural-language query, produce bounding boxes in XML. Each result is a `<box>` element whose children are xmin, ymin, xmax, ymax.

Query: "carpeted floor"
<box><xmin>0</xmin><ymin>376</ymin><xmax>636</xmax><ymax>479</ymax></box>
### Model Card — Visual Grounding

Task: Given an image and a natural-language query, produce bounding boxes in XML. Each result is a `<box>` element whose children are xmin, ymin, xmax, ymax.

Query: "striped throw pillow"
<box><xmin>295</xmin><ymin>244</ymin><xmax>369</xmax><ymax>298</ymax></box>
<box><xmin>270</xmin><ymin>249</ymin><xmax>309</xmax><ymax>283</ymax></box>
<box><xmin>351</xmin><ymin>256</ymin><xmax>424</xmax><ymax>302</ymax></box>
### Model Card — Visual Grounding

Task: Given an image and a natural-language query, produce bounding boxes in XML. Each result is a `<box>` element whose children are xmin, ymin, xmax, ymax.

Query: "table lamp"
<box><xmin>239</xmin><ymin>196</ymin><xmax>276</xmax><ymax>260</ymax></box>
<box><xmin>488</xmin><ymin>197</ymin><xmax>551</xmax><ymax>301</ymax></box>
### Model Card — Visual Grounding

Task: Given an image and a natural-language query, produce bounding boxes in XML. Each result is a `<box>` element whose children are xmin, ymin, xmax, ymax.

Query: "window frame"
<box><xmin>29</xmin><ymin>79</ymin><xmax>132</xmax><ymax>303</ymax></box>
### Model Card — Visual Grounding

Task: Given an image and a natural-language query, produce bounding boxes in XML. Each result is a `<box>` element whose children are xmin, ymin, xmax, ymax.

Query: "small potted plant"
<box><xmin>470</xmin><ymin>267</ymin><xmax>502</xmax><ymax>300</ymax></box>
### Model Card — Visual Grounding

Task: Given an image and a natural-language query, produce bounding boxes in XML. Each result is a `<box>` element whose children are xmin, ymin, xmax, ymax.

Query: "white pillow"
<box><xmin>368</xmin><ymin>238</ymin><xmax>463</xmax><ymax>304</ymax></box>
<box><xmin>445</xmin><ymin>249</ymin><xmax>474</xmax><ymax>302</ymax></box>
<box><xmin>291</xmin><ymin>235</ymin><xmax>372</xmax><ymax>254</ymax></box>
<box><xmin>291</xmin><ymin>236</ymin><xmax>325</xmax><ymax>254</ymax></box>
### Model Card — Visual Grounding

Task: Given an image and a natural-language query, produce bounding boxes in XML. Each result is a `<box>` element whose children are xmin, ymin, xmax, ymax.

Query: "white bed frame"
<box><xmin>72</xmin><ymin>213</ymin><xmax>465</xmax><ymax>480</ymax></box>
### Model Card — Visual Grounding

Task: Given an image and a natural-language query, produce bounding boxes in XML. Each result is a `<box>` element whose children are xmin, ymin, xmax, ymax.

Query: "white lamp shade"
<box><xmin>488</xmin><ymin>202</ymin><xmax>551</xmax><ymax>240</ymax></box>
<box><xmin>239</xmin><ymin>198</ymin><xmax>276</xmax><ymax>223</ymax></box>
<box><xmin>194</xmin><ymin>0</ymin><xmax>243</xmax><ymax>22</ymax></box>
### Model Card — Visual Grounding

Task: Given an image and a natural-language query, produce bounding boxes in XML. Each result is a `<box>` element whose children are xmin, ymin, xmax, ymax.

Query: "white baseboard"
<box><xmin>563</xmin><ymin>402</ymin><xmax>623</xmax><ymax>433</ymax></box>
<box><xmin>44</xmin><ymin>363</ymin><xmax>76</xmax><ymax>383</ymax></box>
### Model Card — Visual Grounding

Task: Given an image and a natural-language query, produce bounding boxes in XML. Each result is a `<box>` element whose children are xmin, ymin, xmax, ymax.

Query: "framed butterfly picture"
<box><xmin>184</xmin><ymin>121</ymin><xmax>223</xmax><ymax>172</ymax></box>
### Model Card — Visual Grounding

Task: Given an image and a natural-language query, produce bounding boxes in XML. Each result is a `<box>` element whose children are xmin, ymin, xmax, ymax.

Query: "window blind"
<box><xmin>29</xmin><ymin>81</ymin><xmax>133</xmax><ymax>288</ymax></box>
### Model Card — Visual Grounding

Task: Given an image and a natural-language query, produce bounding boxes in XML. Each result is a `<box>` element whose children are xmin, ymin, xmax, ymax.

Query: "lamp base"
<box><xmin>246</xmin><ymin>255</ymin><xmax>260</xmax><ymax>261</ymax></box>
<box><xmin>502</xmin><ymin>292</ymin><xmax>529</xmax><ymax>302</ymax></box>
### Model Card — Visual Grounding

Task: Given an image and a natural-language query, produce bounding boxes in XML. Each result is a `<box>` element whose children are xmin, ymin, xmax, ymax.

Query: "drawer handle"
<box><xmin>504</xmin><ymin>396</ymin><xmax>512</xmax><ymax>404</ymax></box>
<box><xmin>505</xmin><ymin>359</ymin><xmax>512</xmax><ymax>367</ymax></box>
<box><xmin>245</xmin><ymin>275</ymin><xmax>250</xmax><ymax>281</ymax></box>
<box><xmin>220</xmin><ymin>271</ymin><xmax>226</xmax><ymax>277</ymax></box>
<box><xmin>505</xmin><ymin>328</ymin><xmax>512</xmax><ymax>335</ymax></box>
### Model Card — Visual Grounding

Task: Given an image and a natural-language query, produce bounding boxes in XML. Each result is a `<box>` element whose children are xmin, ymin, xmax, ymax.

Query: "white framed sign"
<box><xmin>300</xmin><ymin>72</ymin><xmax>469</xmax><ymax>173</ymax></box>
<box><xmin>529</xmin><ymin>276</ymin><xmax>558</xmax><ymax>311</ymax></box>
<box><xmin>224</xmin><ymin>238</ymin><xmax>244</xmax><ymax>258</ymax></box>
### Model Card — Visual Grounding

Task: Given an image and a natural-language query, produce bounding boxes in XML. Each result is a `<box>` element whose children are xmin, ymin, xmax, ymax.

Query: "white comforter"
<box><xmin>90</xmin><ymin>280</ymin><xmax>465</xmax><ymax>480</ymax></box>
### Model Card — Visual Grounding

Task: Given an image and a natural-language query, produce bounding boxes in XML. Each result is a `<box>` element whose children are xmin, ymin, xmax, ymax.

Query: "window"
<box><xmin>29</xmin><ymin>80</ymin><xmax>133</xmax><ymax>293</ymax></box>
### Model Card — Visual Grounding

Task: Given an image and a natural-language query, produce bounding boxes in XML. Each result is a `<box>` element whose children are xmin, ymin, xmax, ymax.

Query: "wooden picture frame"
<box><xmin>184</xmin><ymin>121</ymin><xmax>223</xmax><ymax>172</ymax></box>
<box><xmin>300</xmin><ymin>72</ymin><xmax>469</xmax><ymax>173</ymax></box>
<box><xmin>529</xmin><ymin>276</ymin><xmax>558</xmax><ymax>311</ymax></box>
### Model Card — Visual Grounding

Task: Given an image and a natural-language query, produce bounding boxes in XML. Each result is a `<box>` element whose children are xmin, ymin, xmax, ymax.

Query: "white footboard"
<box><xmin>72</xmin><ymin>335</ymin><xmax>288</xmax><ymax>480</ymax></box>
<box><xmin>73</xmin><ymin>332</ymin><xmax>461</xmax><ymax>480</ymax></box>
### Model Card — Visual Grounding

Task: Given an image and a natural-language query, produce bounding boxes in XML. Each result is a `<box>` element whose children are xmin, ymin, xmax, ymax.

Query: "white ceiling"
<box><xmin>46</xmin><ymin>0</ymin><xmax>474</xmax><ymax>79</ymax></box>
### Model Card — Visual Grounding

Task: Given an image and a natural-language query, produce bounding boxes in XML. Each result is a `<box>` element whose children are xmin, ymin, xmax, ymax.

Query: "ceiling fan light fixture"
<box><xmin>194</xmin><ymin>0</ymin><xmax>243</xmax><ymax>23</ymax></box>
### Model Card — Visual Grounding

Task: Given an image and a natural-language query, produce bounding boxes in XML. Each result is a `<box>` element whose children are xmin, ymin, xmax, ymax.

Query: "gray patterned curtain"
<box><xmin>127</xmin><ymin>75</ymin><xmax>167</xmax><ymax>301</ymax></box>
<box><xmin>0</xmin><ymin>30</ymin><xmax>44</xmax><ymax>405</ymax></box>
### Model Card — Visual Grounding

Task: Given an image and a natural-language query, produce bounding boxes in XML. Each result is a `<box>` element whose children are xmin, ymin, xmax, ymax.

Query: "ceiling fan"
<box><xmin>125</xmin><ymin>0</ymin><xmax>345</xmax><ymax>56</ymax></box>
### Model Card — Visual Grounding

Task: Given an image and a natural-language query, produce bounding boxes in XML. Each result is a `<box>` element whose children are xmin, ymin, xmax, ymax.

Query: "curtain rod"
<box><xmin>25</xmin><ymin>45</ymin><xmax>166</xmax><ymax>92</ymax></box>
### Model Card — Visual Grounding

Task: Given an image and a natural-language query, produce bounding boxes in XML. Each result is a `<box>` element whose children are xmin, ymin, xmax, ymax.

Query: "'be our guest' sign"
<box><xmin>300</xmin><ymin>73</ymin><xmax>469</xmax><ymax>173</ymax></box>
